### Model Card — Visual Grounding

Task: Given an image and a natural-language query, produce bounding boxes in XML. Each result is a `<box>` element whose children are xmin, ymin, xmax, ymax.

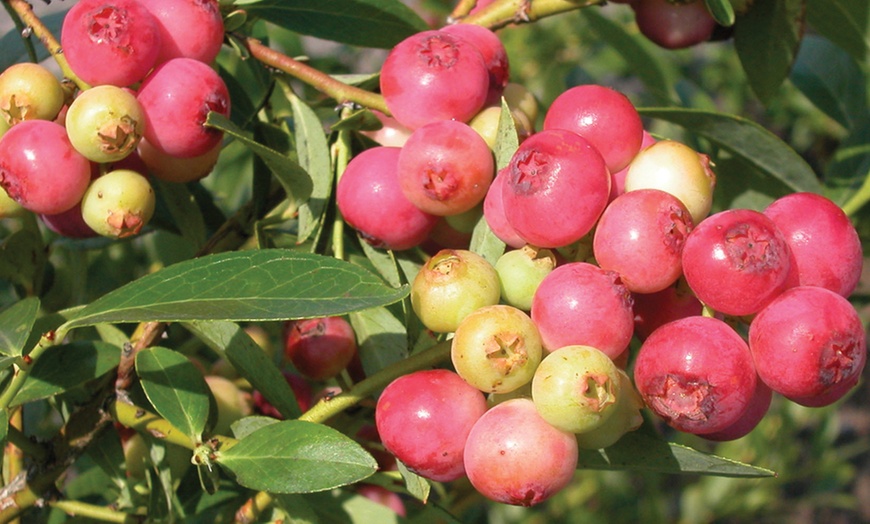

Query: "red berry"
<box><xmin>138</xmin><ymin>0</ymin><xmax>224</xmax><ymax>66</ymax></box>
<box><xmin>633</xmin><ymin>0</ymin><xmax>718</xmax><ymax>50</ymax></box>
<box><xmin>283</xmin><ymin>317</ymin><xmax>358</xmax><ymax>381</ymax></box>
<box><xmin>440</xmin><ymin>24</ymin><xmax>510</xmax><ymax>106</ymax></box>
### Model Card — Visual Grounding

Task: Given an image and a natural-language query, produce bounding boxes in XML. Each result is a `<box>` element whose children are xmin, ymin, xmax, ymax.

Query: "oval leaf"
<box><xmin>0</xmin><ymin>297</ymin><xmax>39</xmax><ymax>357</ymax></box>
<box><xmin>733</xmin><ymin>0</ymin><xmax>805</xmax><ymax>104</ymax></box>
<box><xmin>290</xmin><ymin>94</ymin><xmax>333</xmax><ymax>244</ymax></box>
<box><xmin>578</xmin><ymin>427</ymin><xmax>775</xmax><ymax>478</ymax></box>
<box><xmin>244</xmin><ymin>0</ymin><xmax>429</xmax><ymax>49</ymax></box>
<box><xmin>705</xmin><ymin>0</ymin><xmax>736</xmax><ymax>26</ymax></box>
<box><xmin>136</xmin><ymin>346</ymin><xmax>211</xmax><ymax>444</ymax></box>
<box><xmin>184</xmin><ymin>320</ymin><xmax>302</xmax><ymax>419</ymax></box>
<box><xmin>11</xmin><ymin>341</ymin><xmax>121</xmax><ymax>407</ymax></box>
<box><xmin>217</xmin><ymin>420</ymin><xmax>378</xmax><ymax>493</ymax></box>
<box><xmin>63</xmin><ymin>249</ymin><xmax>409</xmax><ymax>328</ymax></box>
<box><xmin>805</xmin><ymin>0</ymin><xmax>870</xmax><ymax>66</ymax></box>
<box><xmin>638</xmin><ymin>107</ymin><xmax>822</xmax><ymax>193</ymax></box>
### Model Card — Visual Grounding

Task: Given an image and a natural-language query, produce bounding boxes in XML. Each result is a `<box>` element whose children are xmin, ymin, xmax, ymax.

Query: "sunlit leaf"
<box><xmin>290</xmin><ymin>95</ymin><xmax>333</xmax><ymax>244</ymax></box>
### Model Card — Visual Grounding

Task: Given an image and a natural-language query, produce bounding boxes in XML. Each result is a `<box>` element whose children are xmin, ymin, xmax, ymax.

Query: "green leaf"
<box><xmin>397</xmin><ymin>460</ymin><xmax>430</xmax><ymax>503</ymax></box>
<box><xmin>494</xmin><ymin>99</ymin><xmax>520</xmax><ymax>171</ymax></box>
<box><xmin>217</xmin><ymin>420</ymin><xmax>378</xmax><ymax>493</ymax></box>
<box><xmin>469</xmin><ymin>215</ymin><xmax>506</xmax><ymax>267</ymax></box>
<box><xmin>705</xmin><ymin>0</ymin><xmax>737</xmax><ymax>26</ymax></box>
<box><xmin>577</xmin><ymin>427</ymin><xmax>776</xmax><ymax>478</ymax></box>
<box><xmin>638</xmin><ymin>107</ymin><xmax>822</xmax><ymax>193</ymax></box>
<box><xmin>136</xmin><ymin>346</ymin><xmax>211</xmax><ymax>444</ymax></box>
<box><xmin>184</xmin><ymin>320</ymin><xmax>301</xmax><ymax>419</ymax></box>
<box><xmin>790</xmin><ymin>35</ymin><xmax>868</xmax><ymax>130</ymax></box>
<box><xmin>63</xmin><ymin>249</ymin><xmax>409</xmax><ymax>328</ymax></box>
<box><xmin>0</xmin><ymin>297</ymin><xmax>39</xmax><ymax>357</ymax></box>
<box><xmin>0</xmin><ymin>409</ymin><xmax>8</xmax><ymax>445</ymax></box>
<box><xmin>582</xmin><ymin>8</ymin><xmax>679</xmax><ymax>106</ymax></box>
<box><xmin>733</xmin><ymin>0</ymin><xmax>806</xmax><ymax>104</ymax></box>
<box><xmin>205</xmin><ymin>112</ymin><xmax>313</xmax><ymax>205</ymax></box>
<box><xmin>0</xmin><ymin>228</ymin><xmax>46</xmax><ymax>295</ymax></box>
<box><xmin>12</xmin><ymin>341</ymin><xmax>121</xmax><ymax>407</ymax></box>
<box><xmin>152</xmin><ymin>179</ymin><xmax>208</xmax><ymax>252</ymax></box>
<box><xmin>290</xmin><ymin>95</ymin><xmax>333</xmax><ymax>244</ymax></box>
<box><xmin>349</xmin><ymin>306</ymin><xmax>408</xmax><ymax>377</ymax></box>
<box><xmin>805</xmin><ymin>0</ymin><xmax>870</xmax><ymax>66</ymax></box>
<box><xmin>244</xmin><ymin>0</ymin><xmax>429</xmax><ymax>49</ymax></box>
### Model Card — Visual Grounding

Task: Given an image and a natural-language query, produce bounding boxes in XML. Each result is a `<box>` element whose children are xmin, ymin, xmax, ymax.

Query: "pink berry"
<box><xmin>282</xmin><ymin>317</ymin><xmax>358</xmax><ymax>381</ymax></box>
<box><xmin>482</xmin><ymin>168</ymin><xmax>526</xmax><ymax>248</ymax></box>
<box><xmin>681</xmin><ymin>208</ymin><xmax>793</xmax><ymax>316</ymax></box>
<box><xmin>380</xmin><ymin>30</ymin><xmax>489</xmax><ymax>129</ymax></box>
<box><xmin>502</xmin><ymin>129</ymin><xmax>610</xmax><ymax>248</ymax></box>
<box><xmin>749</xmin><ymin>286</ymin><xmax>866</xmax><ymax>405</ymax></box>
<box><xmin>531</xmin><ymin>262</ymin><xmax>634</xmax><ymax>358</ymax></box>
<box><xmin>631</xmin><ymin>278</ymin><xmax>703</xmax><ymax>341</ymax></box>
<box><xmin>138</xmin><ymin>0</ymin><xmax>224</xmax><ymax>66</ymax></box>
<box><xmin>61</xmin><ymin>0</ymin><xmax>161</xmax><ymax>86</ymax></box>
<box><xmin>634</xmin><ymin>316</ymin><xmax>758</xmax><ymax>434</ymax></box>
<box><xmin>375</xmin><ymin>369</ymin><xmax>488</xmax><ymax>482</ymax></box>
<box><xmin>763</xmin><ymin>192</ymin><xmax>863</xmax><ymax>297</ymax></box>
<box><xmin>136</xmin><ymin>58</ymin><xmax>230</xmax><ymax>158</ymax></box>
<box><xmin>440</xmin><ymin>24</ymin><xmax>510</xmax><ymax>106</ymax></box>
<box><xmin>593</xmin><ymin>188</ymin><xmax>694</xmax><ymax>293</ymax></box>
<box><xmin>0</xmin><ymin>120</ymin><xmax>91</xmax><ymax>215</ymax></box>
<box><xmin>463</xmin><ymin>398</ymin><xmax>578</xmax><ymax>506</ymax></box>
<box><xmin>398</xmin><ymin>120</ymin><xmax>494</xmax><ymax>216</ymax></box>
<box><xmin>336</xmin><ymin>147</ymin><xmax>438</xmax><ymax>250</ymax></box>
<box><xmin>542</xmin><ymin>84</ymin><xmax>644</xmax><ymax>173</ymax></box>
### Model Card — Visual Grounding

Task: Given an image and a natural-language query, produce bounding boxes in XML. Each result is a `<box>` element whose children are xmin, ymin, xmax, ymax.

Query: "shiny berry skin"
<box><xmin>634</xmin><ymin>316</ymin><xmax>758</xmax><ymax>435</ymax></box>
<box><xmin>138</xmin><ymin>138</ymin><xmax>221</xmax><ymax>183</ymax></box>
<box><xmin>0</xmin><ymin>120</ymin><xmax>91</xmax><ymax>215</ymax></box>
<box><xmin>542</xmin><ymin>84</ymin><xmax>644</xmax><ymax>173</ymax></box>
<box><xmin>451</xmin><ymin>305</ymin><xmax>544</xmax><ymax>394</ymax></box>
<box><xmin>411</xmin><ymin>249</ymin><xmax>501</xmax><ymax>333</ymax></box>
<box><xmin>80</xmin><ymin>169</ymin><xmax>155</xmax><ymax>238</ymax></box>
<box><xmin>380</xmin><ymin>30</ymin><xmax>489</xmax><ymax>129</ymax></box>
<box><xmin>0</xmin><ymin>63</ymin><xmax>65</xmax><ymax>125</ymax></box>
<box><xmin>336</xmin><ymin>146</ymin><xmax>438</xmax><ymax>250</ymax></box>
<box><xmin>138</xmin><ymin>0</ymin><xmax>224</xmax><ymax>66</ymax></box>
<box><xmin>748</xmin><ymin>286</ymin><xmax>867</xmax><ymax>405</ymax></box>
<box><xmin>375</xmin><ymin>369</ymin><xmax>487</xmax><ymax>482</ymax></box>
<box><xmin>681</xmin><ymin>208</ymin><xmax>792</xmax><ymax>316</ymax></box>
<box><xmin>463</xmin><ymin>398</ymin><xmax>578</xmax><ymax>506</ymax></box>
<box><xmin>439</xmin><ymin>24</ymin><xmax>510</xmax><ymax>106</ymax></box>
<box><xmin>360</xmin><ymin>110</ymin><xmax>412</xmax><ymax>148</ymax></box>
<box><xmin>633</xmin><ymin>0</ymin><xmax>718</xmax><ymax>50</ymax></box>
<box><xmin>532</xmin><ymin>344</ymin><xmax>621</xmax><ymax>434</ymax></box>
<box><xmin>502</xmin><ymin>129</ymin><xmax>610</xmax><ymax>248</ymax></box>
<box><xmin>61</xmin><ymin>0</ymin><xmax>161</xmax><ymax>87</ymax></box>
<box><xmin>593</xmin><ymin>189</ymin><xmax>693</xmax><ymax>293</ymax></box>
<box><xmin>65</xmin><ymin>85</ymin><xmax>145</xmax><ymax>163</ymax></box>
<box><xmin>136</xmin><ymin>58</ymin><xmax>230</xmax><ymax>158</ymax></box>
<box><xmin>282</xmin><ymin>317</ymin><xmax>358</xmax><ymax>381</ymax></box>
<box><xmin>531</xmin><ymin>262</ymin><xmax>634</xmax><ymax>358</ymax></box>
<box><xmin>763</xmin><ymin>192</ymin><xmax>863</xmax><ymax>297</ymax></box>
<box><xmin>397</xmin><ymin>120</ymin><xmax>494</xmax><ymax>216</ymax></box>
<box><xmin>624</xmin><ymin>139</ymin><xmax>716</xmax><ymax>225</ymax></box>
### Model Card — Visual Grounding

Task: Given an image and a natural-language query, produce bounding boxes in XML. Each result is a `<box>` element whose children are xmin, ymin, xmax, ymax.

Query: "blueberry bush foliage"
<box><xmin>0</xmin><ymin>0</ymin><xmax>869</xmax><ymax>522</ymax></box>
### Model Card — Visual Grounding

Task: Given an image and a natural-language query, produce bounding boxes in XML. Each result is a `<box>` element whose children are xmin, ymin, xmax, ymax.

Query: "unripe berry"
<box><xmin>494</xmin><ymin>245</ymin><xmax>556</xmax><ymax>311</ymax></box>
<box><xmin>80</xmin><ymin>169</ymin><xmax>156</xmax><ymax>238</ymax></box>
<box><xmin>205</xmin><ymin>375</ymin><xmax>253</xmax><ymax>437</ymax></box>
<box><xmin>0</xmin><ymin>62</ymin><xmax>65</xmax><ymax>125</ymax></box>
<box><xmin>575</xmin><ymin>369</ymin><xmax>644</xmax><ymax>449</ymax></box>
<box><xmin>65</xmin><ymin>85</ymin><xmax>145</xmax><ymax>163</ymax></box>
<box><xmin>138</xmin><ymin>138</ymin><xmax>221</xmax><ymax>183</ymax></box>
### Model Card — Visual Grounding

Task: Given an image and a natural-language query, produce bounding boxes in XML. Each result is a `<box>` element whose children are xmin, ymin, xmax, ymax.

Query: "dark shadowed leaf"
<box><xmin>217</xmin><ymin>420</ymin><xmax>377</xmax><ymax>493</ymax></box>
<box><xmin>733</xmin><ymin>0</ymin><xmax>805</xmax><ymax>104</ymax></box>
<box><xmin>0</xmin><ymin>297</ymin><xmax>39</xmax><ymax>357</ymax></box>
<box><xmin>136</xmin><ymin>346</ymin><xmax>211</xmax><ymax>444</ymax></box>
<box><xmin>805</xmin><ymin>0</ymin><xmax>870</xmax><ymax>66</ymax></box>
<box><xmin>244</xmin><ymin>0</ymin><xmax>428</xmax><ymax>49</ymax></box>
<box><xmin>63</xmin><ymin>249</ymin><xmax>409</xmax><ymax>328</ymax></box>
<box><xmin>11</xmin><ymin>341</ymin><xmax>121</xmax><ymax>407</ymax></box>
<box><xmin>639</xmin><ymin>107</ymin><xmax>822</xmax><ymax>193</ymax></box>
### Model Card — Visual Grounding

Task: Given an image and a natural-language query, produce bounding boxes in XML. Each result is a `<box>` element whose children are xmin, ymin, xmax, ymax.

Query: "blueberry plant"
<box><xmin>0</xmin><ymin>0</ymin><xmax>868</xmax><ymax>522</ymax></box>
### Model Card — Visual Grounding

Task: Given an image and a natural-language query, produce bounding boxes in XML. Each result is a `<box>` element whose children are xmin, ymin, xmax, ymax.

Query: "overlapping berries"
<box><xmin>354</xmin><ymin>24</ymin><xmax>867</xmax><ymax>508</ymax></box>
<box><xmin>0</xmin><ymin>0</ymin><xmax>228</xmax><ymax>238</ymax></box>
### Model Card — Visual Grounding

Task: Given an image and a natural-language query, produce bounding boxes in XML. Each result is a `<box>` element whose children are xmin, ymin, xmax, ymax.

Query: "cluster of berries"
<box><xmin>353</xmin><ymin>22</ymin><xmax>866</xmax><ymax>508</ymax></box>
<box><xmin>0</xmin><ymin>0</ymin><xmax>228</xmax><ymax>239</ymax></box>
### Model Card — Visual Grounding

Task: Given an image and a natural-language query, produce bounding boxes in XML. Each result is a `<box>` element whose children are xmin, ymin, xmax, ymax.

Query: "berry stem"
<box><xmin>4</xmin><ymin>0</ymin><xmax>91</xmax><ymax>91</ymax></box>
<box><xmin>243</xmin><ymin>36</ymin><xmax>389</xmax><ymax>115</ymax></box>
<box><xmin>460</xmin><ymin>0</ymin><xmax>606</xmax><ymax>30</ymax></box>
<box><xmin>331</xmin><ymin>115</ymin><xmax>354</xmax><ymax>261</ymax></box>
<box><xmin>449</xmin><ymin>0</ymin><xmax>480</xmax><ymax>20</ymax></box>
<box><xmin>840</xmin><ymin>168</ymin><xmax>870</xmax><ymax>217</ymax></box>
